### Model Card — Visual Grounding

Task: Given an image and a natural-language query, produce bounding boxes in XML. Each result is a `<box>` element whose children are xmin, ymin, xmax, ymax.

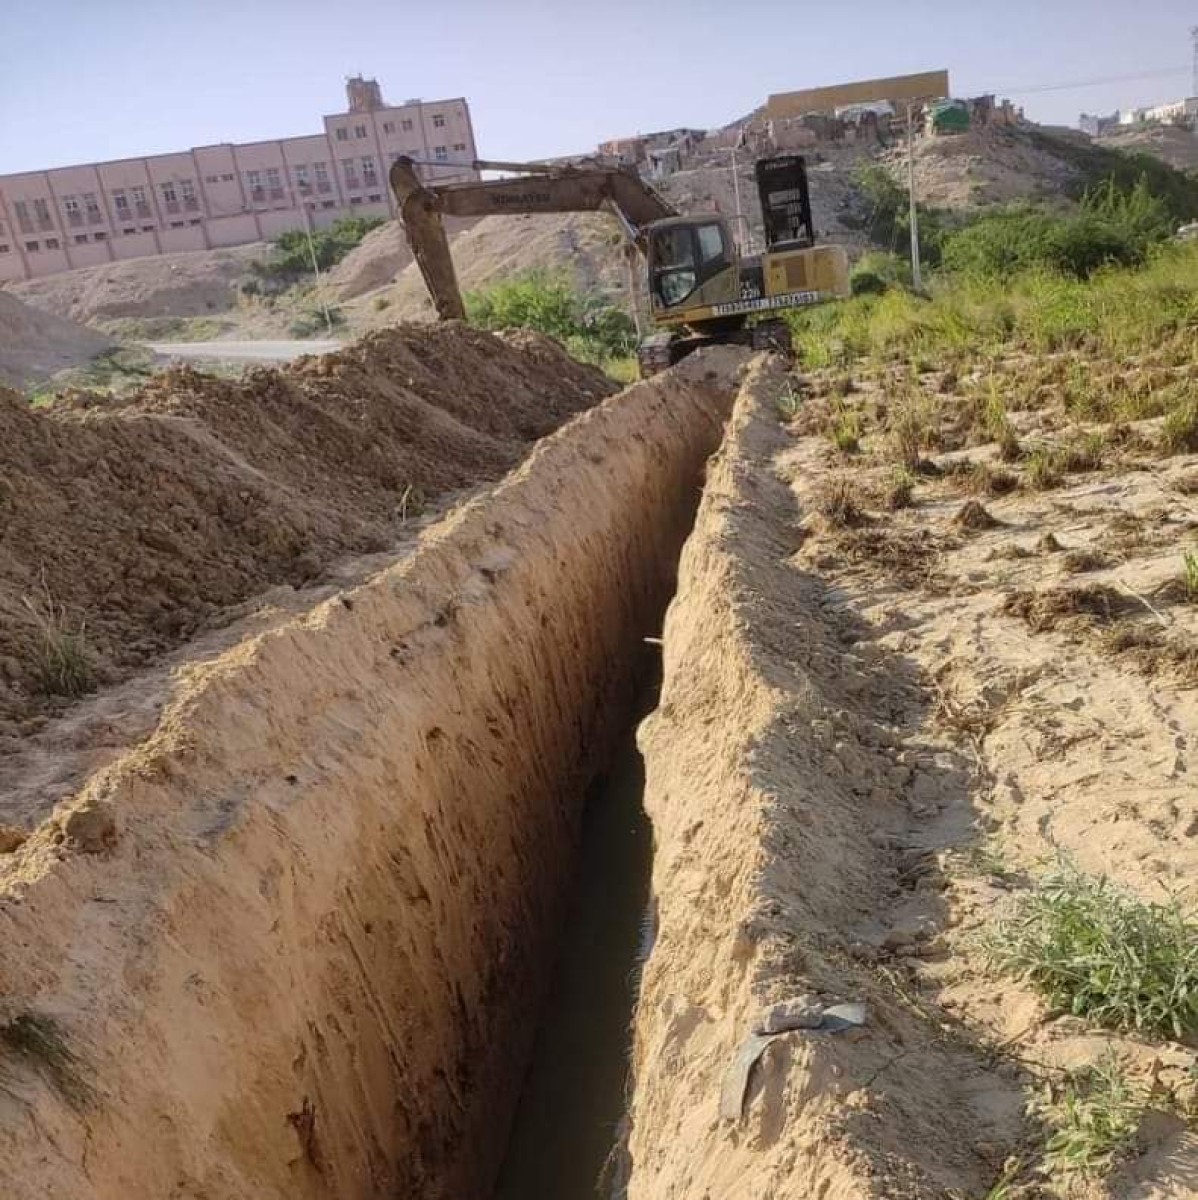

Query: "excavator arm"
<box><xmin>389</xmin><ymin>156</ymin><xmax>675</xmax><ymax>320</ymax></box>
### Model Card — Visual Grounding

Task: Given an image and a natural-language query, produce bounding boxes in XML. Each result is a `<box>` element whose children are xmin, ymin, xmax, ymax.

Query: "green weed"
<box><xmin>21</xmin><ymin>587</ymin><xmax>95</xmax><ymax>698</ymax></box>
<box><xmin>986</xmin><ymin>867</ymin><xmax>1198</xmax><ymax>1038</ymax></box>
<box><xmin>1183</xmin><ymin>550</ymin><xmax>1198</xmax><ymax>601</ymax></box>
<box><xmin>1160</xmin><ymin>399</ymin><xmax>1198</xmax><ymax>455</ymax></box>
<box><xmin>1030</xmin><ymin>1052</ymin><xmax>1143</xmax><ymax>1178</ymax></box>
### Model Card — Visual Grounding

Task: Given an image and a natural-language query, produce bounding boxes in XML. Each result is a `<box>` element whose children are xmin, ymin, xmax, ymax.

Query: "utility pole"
<box><xmin>1191</xmin><ymin>26</ymin><xmax>1198</xmax><ymax>99</ymax></box>
<box><xmin>730</xmin><ymin>145</ymin><xmax>746</xmax><ymax>252</ymax></box>
<box><xmin>303</xmin><ymin>205</ymin><xmax>335</xmax><ymax>337</ymax></box>
<box><xmin>907</xmin><ymin>104</ymin><xmax>923</xmax><ymax>291</ymax></box>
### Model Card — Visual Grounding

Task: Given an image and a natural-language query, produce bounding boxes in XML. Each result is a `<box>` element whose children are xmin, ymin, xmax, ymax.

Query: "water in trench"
<box><xmin>492</xmin><ymin>693</ymin><xmax>655</xmax><ymax>1200</ymax></box>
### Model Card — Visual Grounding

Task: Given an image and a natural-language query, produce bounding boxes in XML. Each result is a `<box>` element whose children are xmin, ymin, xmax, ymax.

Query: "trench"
<box><xmin>492</xmin><ymin>680</ymin><xmax>656</xmax><ymax>1200</ymax></box>
<box><xmin>0</xmin><ymin>353</ymin><xmax>744</xmax><ymax>1200</ymax></box>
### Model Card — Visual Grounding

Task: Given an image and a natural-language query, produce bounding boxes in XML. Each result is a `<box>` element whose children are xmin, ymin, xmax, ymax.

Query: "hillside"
<box><xmin>0</xmin><ymin>291</ymin><xmax>114</xmax><ymax>389</ymax></box>
<box><xmin>1099</xmin><ymin>123</ymin><xmax>1198</xmax><ymax>171</ymax></box>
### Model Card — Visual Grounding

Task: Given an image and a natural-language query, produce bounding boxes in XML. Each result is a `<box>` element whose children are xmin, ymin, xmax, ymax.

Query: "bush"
<box><xmin>254</xmin><ymin>216</ymin><xmax>385</xmax><ymax>283</ymax></box>
<box><xmin>465</xmin><ymin>270</ymin><xmax>637</xmax><ymax>364</ymax></box>
<box><xmin>986</xmin><ymin>867</ymin><xmax>1198</xmax><ymax>1038</ymax></box>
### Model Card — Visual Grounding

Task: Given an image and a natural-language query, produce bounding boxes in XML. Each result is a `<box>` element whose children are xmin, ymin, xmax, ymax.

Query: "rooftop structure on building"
<box><xmin>0</xmin><ymin>78</ymin><xmax>479</xmax><ymax>282</ymax></box>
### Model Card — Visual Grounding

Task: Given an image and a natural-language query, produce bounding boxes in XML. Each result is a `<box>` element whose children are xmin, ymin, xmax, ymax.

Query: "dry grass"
<box><xmin>1002</xmin><ymin>584</ymin><xmax>1129</xmax><ymax>632</ymax></box>
<box><xmin>1160</xmin><ymin>400</ymin><xmax>1198</xmax><ymax>455</ymax></box>
<box><xmin>952</xmin><ymin>500</ymin><xmax>1002</xmax><ymax>533</ymax></box>
<box><xmin>813</xmin><ymin>476</ymin><xmax>869</xmax><ymax>527</ymax></box>
<box><xmin>21</xmin><ymin>585</ymin><xmax>96</xmax><ymax>698</ymax></box>
<box><xmin>1062</xmin><ymin>548</ymin><xmax>1114</xmax><ymax>574</ymax></box>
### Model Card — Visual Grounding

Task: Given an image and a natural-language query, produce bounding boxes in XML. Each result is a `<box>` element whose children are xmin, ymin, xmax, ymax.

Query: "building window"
<box><xmin>160</xmin><ymin>182</ymin><xmax>177</xmax><ymax>204</ymax></box>
<box><xmin>14</xmin><ymin>201</ymin><xmax>31</xmax><ymax>233</ymax></box>
<box><xmin>452</xmin><ymin>142</ymin><xmax>467</xmax><ymax>152</ymax></box>
<box><xmin>354</xmin><ymin>123</ymin><xmax>367</xmax><ymax>138</ymax></box>
<box><xmin>383</xmin><ymin>121</ymin><xmax>395</xmax><ymax>134</ymax></box>
<box><xmin>246</xmin><ymin>170</ymin><xmax>261</xmax><ymax>188</ymax></box>
<box><xmin>74</xmin><ymin>234</ymin><xmax>87</xmax><ymax>244</ymax></box>
<box><xmin>294</xmin><ymin>163</ymin><xmax>309</xmax><ymax>187</ymax></box>
<box><xmin>63</xmin><ymin>195</ymin><xmax>81</xmax><ymax>225</ymax></box>
<box><xmin>93</xmin><ymin>231</ymin><xmax>106</xmax><ymax>240</ymax></box>
<box><xmin>25</xmin><ymin>240</ymin><xmax>39</xmax><ymax>252</ymax></box>
<box><xmin>180</xmin><ymin>179</ymin><xmax>196</xmax><ymax>201</ymax></box>
<box><xmin>141</xmin><ymin>225</ymin><xmax>155</xmax><ymax>232</ymax></box>
<box><xmin>434</xmin><ymin>145</ymin><xmax>448</xmax><ymax>161</ymax></box>
<box><xmin>321</xmin><ymin>200</ymin><xmax>336</xmax><ymax>209</ymax></box>
<box><xmin>335</xmin><ymin>127</ymin><xmax>348</xmax><ymax>141</ymax></box>
<box><xmin>170</xmin><ymin>221</ymin><xmax>185</xmax><ymax>229</ymax></box>
<box><xmin>221</xmin><ymin>173</ymin><xmax>235</xmax><ymax>182</ymax></box>
<box><xmin>362</xmin><ymin>155</ymin><xmax>377</xmax><ymax>185</ymax></box>
<box><xmin>402</xmin><ymin>118</ymin><xmax>414</xmax><ymax>132</ymax></box>
<box><xmin>45</xmin><ymin>237</ymin><xmax>60</xmax><ymax>249</ymax></box>
<box><xmin>205</xmin><ymin>174</ymin><xmax>220</xmax><ymax>184</ymax></box>
<box><xmin>314</xmin><ymin>161</ymin><xmax>328</xmax><ymax>182</ymax></box>
<box><xmin>131</xmin><ymin>185</ymin><xmax>149</xmax><ymax>216</ymax></box>
<box><xmin>0</xmin><ymin>244</ymin><xmax>9</xmax><ymax>254</ymax></box>
<box><xmin>113</xmin><ymin>190</ymin><xmax>129</xmax><ymax>212</ymax></box>
<box><xmin>341</xmin><ymin>158</ymin><xmax>359</xmax><ymax>188</ymax></box>
<box><xmin>123</xmin><ymin>227</ymin><xmax>136</xmax><ymax>235</ymax></box>
<box><xmin>432</xmin><ymin>114</ymin><xmax>445</xmax><ymax>128</ymax></box>
<box><xmin>368</xmin><ymin>193</ymin><xmax>382</xmax><ymax>202</ymax></box>
<box><xmin>83</xmin><ymin>192</ymin><xmax>101</xmax><ymax>219</ymax></box>
<box><xmin>350</xmin><ymin>196</ymin><xmax>362</xmax><ymax>205</ymax></box>
<box><xmin>189</xmin><ymin>218</ymin><xmax>202</xmax><ymax>226</ymax></box>
<box><xmin>33</xmin><ymin>198</ymin><xmax>52</xmax><ymax>228</ymax></box>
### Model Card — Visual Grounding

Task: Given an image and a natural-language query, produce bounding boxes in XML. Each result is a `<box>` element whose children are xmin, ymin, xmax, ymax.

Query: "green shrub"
<box><xmin>986</xmin><ymin>867</ymin><xmax>1198</xmax><ymax>1038</ymax></box>
<box><xmin>254</xmin><ymin>216</ymin><xmax>385</xmax><ymax>283</ymax></box>
<box><xmin>465</xmin><ymin>270</ymin><xmax>636</xmax><ymax>365</ymax></box>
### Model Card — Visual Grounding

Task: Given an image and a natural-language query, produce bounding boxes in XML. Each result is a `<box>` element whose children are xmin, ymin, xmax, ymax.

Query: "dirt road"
<box><xmin>146</xmin><ymin>338</ymin><xmax>343</xmax><ymax>363</ymax></box>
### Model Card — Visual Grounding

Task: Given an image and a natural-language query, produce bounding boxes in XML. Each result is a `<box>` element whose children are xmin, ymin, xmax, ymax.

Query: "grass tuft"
<box><xmin>21</xmin><ymin>587</ymin><xmax>96</xmax><ymax>698</ymax></box>
<box><xmin>1160</xmin><ymin>400</ymin><xmax>1198</xmax><ymax>455</ymax></box>
<box><xmin>986</xmin><ymin>867</ymin><xmax>1198</xmax><ymax>1038</ymax></box>
<box><xmin>814</xmin><ymin>476</ymin><xmax>868</xmax><ymax>527</ymax></box>
<box><xmin>1184</xmin><ymin>550</ymin><xmax>1198</xmax><ymax>602</ymax></box>
<box><xmin>1030</xmin><ymin>1052</ymin><xmax>1143</xmax><ymax>1179</ymax></box>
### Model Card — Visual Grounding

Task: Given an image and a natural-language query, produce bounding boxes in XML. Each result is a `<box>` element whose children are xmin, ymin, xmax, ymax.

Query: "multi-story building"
<box><xmin>0</xmin><ymin>77</ymin><xmax>479</xmax><ymax>282</ymax></box>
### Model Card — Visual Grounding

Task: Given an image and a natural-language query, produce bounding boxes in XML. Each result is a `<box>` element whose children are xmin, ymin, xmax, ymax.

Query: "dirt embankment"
<box><xmin>627</xmin><ymin>362</ymin><xmax>1198</xmax><ymax>1197</ymax></box>
<box><xmin>0</xmin><ymin>323</ymin><xmax>613</xmax><ymax>735</ymax></box>
<box><xmin>0</xmin><ymin>291</ymin><xmax>113</xmax><ymax>389</ymax></box>
<box><xmin>7</xmin><ymin>243</ymin><xmax>265</xmax><ymax>326</ymax></box>
<box><xmin>627</xmin><ymin>363</ymin><xmax>1025</xmax><ymax>1198</ymax></box>
<box><xmin>0</xmin><ymin>349</ymin><xmax>741</xmax><ymax>1200</ymax></box>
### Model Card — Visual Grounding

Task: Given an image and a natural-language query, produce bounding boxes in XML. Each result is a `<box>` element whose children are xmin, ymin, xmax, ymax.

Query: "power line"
<box><xmin>990</xmin><ymin>65</ymin><xmax>1191</xmax><ymax>97</ymax></box>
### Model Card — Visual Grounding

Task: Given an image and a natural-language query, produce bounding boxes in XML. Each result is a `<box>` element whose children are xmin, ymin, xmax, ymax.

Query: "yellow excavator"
<box><xmin>389</xmin><ymin>154</ymin><xmax>850</xmax><ymax>375</ymax></box>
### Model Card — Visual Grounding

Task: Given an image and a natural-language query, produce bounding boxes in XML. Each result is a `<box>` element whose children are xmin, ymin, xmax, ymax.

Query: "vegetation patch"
<box><xmin>1030</xmin><ymin>1052</ymin><xmax>1144</xmax><ymax>1179</ymax></box>
<box><xmin>986</xmin><ymin>867</ymin><xmax>1198</xmax><ymax>1038</ymax></box>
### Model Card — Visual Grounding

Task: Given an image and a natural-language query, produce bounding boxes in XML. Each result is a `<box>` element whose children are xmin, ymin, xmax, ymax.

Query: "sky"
<box><xmin>1</xmin><ymin>0</ymin><xmax>1195</xmax><ymax>175</ymax></box>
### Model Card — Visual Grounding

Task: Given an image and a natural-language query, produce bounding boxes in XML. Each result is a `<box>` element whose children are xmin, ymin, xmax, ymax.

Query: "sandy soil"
<box><xmin>0</xmin><ymin>350</ymin><xmax>743</xmax><ymax>1200</ymax></box>
<box><xmin>625</xmin><ymin>358</ymin><xmax>1198</xmax><ymax>1199</ymax></box>
<box><xmin>0</xmin><ymin>291</ymin><xmax>113</xmax><ymax>388</ymax></box>
<box><xmin>1099</xmin><ymin>126</ymin><xmax>1198</xmax><ymax>172</ymax></box>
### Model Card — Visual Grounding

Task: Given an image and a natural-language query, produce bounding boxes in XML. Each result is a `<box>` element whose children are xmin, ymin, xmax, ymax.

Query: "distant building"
<box><xmin>0</xmin><ymin>77</ymin><xmax>479</xmax><ymax>282</ymax></box>
<box><xmin>766</xmin><ymin>70</ymin><xmax>950</xmax><ymax>120</ymax></box>
<box><xmin>1080</xmin><ymin>111</ymin><xmax>1120</xmax><ymax>137</ymax></box>
<box><xmin>1110</xmin><ymin>98</ymin><xmax>1198</xmax><ymax>130</ymax></box>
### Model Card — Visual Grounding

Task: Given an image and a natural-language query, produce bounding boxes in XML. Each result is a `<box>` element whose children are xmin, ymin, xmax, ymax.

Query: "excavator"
<box><xmin>388</xmin><ymin>153</ymin><xmax>850</xmax><ymax>375</ymax></box>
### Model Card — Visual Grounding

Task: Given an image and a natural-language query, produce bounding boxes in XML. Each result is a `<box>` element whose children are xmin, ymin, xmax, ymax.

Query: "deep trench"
<box><xmin>492</xmin><ymin>678</ymin><xmax>657</xmax><ymax>1200</ymax></box>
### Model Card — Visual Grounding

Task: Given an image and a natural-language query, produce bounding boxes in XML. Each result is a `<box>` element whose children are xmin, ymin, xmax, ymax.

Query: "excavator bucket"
<box><xmin>389</xmin><ymin>157</ymin><xmax>467</xmax><ymax>321</ymax></box>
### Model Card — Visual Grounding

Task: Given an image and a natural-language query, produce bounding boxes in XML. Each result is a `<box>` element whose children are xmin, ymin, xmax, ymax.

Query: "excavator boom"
<box><xmin>389</xmin><ymin>156</ymin><xmax>674</xmax><ymax>320</ymax></box>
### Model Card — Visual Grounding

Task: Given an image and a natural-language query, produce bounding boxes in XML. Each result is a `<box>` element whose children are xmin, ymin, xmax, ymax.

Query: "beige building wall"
<box><xmin>0</xmin><ymin>81</ymin><xmax>478</xmax><ymax>282</ymax></box>
<box><xmin>767</xmin><ymin>70</ymin><xmax>950</xmax><ymax>119</ymax></box>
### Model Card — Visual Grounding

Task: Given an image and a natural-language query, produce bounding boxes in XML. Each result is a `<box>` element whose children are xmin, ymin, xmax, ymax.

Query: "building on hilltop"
<box><xmin>0</xmin><ymin>77</ymin><xmax>479</xmax><ymax>282</ymax></box>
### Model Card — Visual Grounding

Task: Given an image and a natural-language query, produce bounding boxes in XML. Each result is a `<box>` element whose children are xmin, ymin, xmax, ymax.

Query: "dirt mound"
<box><xmin>886</xmin><ymin>126</ymin><xmax>1082</xmax><ymax>209</ymax></box>
<box><xmin>0</xmin><ymin>290</ymin><xmax>113</xmax><ymax>388</ymax></box>
<box><xmin>7</xmin><ymin>243</ymin><xmax>265</xmax><ymax>326</ymax></box>
<box><xmin>0</xmin><ymin>322</ymin><xmax>613</xmax><ymax>732</ymax></box>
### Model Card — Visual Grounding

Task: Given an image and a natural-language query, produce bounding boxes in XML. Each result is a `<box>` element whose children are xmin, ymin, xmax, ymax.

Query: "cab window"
<box><xmin>697</xmin><ymin>223</ymin><xmax>726</xmax><ymax>265</ymax></box>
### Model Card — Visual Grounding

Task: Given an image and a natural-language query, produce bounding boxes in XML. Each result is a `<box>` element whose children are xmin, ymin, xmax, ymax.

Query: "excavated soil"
<box><xmin>0</xmin><ymin>348</ymin><xmax>743</xmax><ymax>1200</ymax></box>
<box><xmin>0</xmin><ymin>322</ymin><xmax>613</xmax><ymax>738</ymax></box>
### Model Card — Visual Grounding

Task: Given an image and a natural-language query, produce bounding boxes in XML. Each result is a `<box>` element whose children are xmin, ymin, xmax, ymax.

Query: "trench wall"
<box><xmin>0</xmin><ymin>351</ymin><xmax>740</xmax><ymax>1200</ymax></box>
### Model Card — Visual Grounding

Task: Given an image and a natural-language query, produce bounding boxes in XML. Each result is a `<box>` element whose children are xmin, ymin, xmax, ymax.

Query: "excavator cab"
<box><xmin>646</xmin><ymin>217</ymin><xmax>739</xmax><ymax>315</ymax></box>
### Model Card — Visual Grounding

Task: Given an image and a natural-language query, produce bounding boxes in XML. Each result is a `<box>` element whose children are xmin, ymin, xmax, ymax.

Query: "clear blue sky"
<box><xmin>1</xmin><ymin>0</ymin><xmax>1194</xmax><ymax>174</ymax></box>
